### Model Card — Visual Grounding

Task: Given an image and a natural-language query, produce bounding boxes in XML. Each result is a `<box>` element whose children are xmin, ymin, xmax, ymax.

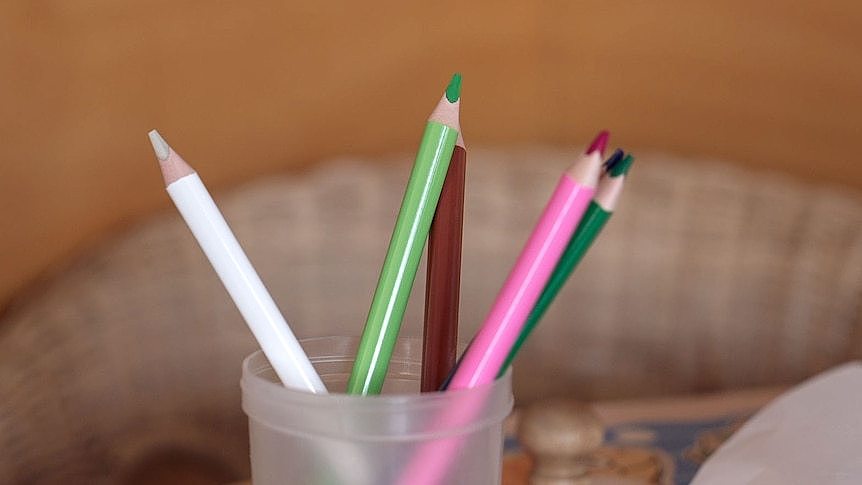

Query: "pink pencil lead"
<box><xmin>585</xmin><ymin>130</ymin><xmax>610</xmax><ymax>156</ymax></box>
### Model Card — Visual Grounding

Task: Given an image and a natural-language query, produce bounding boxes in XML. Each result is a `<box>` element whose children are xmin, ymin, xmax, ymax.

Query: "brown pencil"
<box><xmin>421</xmin><ymin>132</ymin><xmax>467</xmax><ymax>392</ymax></box>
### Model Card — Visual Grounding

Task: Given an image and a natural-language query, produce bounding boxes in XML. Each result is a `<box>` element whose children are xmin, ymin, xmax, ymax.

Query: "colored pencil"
<box><xmin>444</xmin><ymin>131</ymin><xmax>607</xmax><ymax>390</ymax></box>
<box><xmin>347</xmin><ymin>74</ymin><xmax>462</xmax><ymax>395</ymax></box>
<box><xmin>499</xmin><ymin>150</ymin><xmax>634</xmax><ymax>376</ymax></box>
<box><xmin>148</xmin><ymin>130</ymin><xmax>327</xmax><ymax>394</ymax></box>
<box><xmin>421</xmin><ymin>134</ymin><xmax>467</xmax><ymax>392</ymax></box>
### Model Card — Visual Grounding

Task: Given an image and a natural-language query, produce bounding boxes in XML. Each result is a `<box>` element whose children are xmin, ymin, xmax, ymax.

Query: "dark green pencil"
<box><xmin>499</xmin><ymin>151</ymin><xmax>634</xmax><ymax>375</ymax></box>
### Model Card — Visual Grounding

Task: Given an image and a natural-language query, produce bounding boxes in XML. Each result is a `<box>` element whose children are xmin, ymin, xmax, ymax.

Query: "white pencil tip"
<box><xmin>148</xmin><ymin>129</ymin><xmax>170</xmax><ymax>161</ymax></box>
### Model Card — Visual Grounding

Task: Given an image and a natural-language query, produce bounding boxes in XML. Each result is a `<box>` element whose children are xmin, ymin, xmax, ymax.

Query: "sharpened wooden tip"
<box><xmin>148</xmin><ymin>129</ymin><xmax>195</xmax><ymax>186</ymax></box>
<box><xmin>428</xmin><ymin>93</ymin><xmax>461</xmax><ymax>131</ymax></box>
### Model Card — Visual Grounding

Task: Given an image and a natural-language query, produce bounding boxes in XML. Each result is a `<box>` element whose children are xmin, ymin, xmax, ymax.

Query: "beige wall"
<box><xmin>2</xmin><ymin>0</ymin><xmax>861</xmax><ymax>309</ymax></box>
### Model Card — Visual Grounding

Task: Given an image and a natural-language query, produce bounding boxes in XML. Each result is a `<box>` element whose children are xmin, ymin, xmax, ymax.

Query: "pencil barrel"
<box><xmin>422</xmin><ymin>145</ymin><xmax>467</xmax><ymax>392</ymax></box>
<box><xmin>447</xmin><ymin>175</ymin><xmax>595</xmax><ymax>390</ymax></box>
<box><xmin>348</xmin><ymin>121</ymin><xmax>458</xmax><ymax>395</ymax></box>
<box><xmin>167</xmin><ymin>175</ymin><xmax>326</xmax><ymax>393</ymax></box>
<box><xmin>499</xmin><ymin>202</ymin><xmax>611</xmax><ymax>375</ymax></box>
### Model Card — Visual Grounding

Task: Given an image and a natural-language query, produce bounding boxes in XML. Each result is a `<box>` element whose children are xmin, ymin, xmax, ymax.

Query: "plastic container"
<box><xmin>241</xmin><ymin>336</ymin><xmax>513</xmax><ymax>485</ymax></box>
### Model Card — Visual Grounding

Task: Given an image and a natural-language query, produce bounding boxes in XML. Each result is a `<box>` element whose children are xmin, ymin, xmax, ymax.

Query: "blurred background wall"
<box><xmin>1</xmin><ymin>0</ymin><xmax>861</xmax><ymax>310</ymax></box>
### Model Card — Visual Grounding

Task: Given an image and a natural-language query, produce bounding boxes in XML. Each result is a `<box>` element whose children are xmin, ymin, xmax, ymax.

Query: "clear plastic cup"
<box><xmin>241</xmin><ymin>336</ymin><xmax>513</xmax><ymax>485</ymax></box>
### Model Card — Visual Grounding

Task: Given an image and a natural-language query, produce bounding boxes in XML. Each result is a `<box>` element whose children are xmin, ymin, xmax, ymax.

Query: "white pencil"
<box><xmin>148</xmin><ymin>130</ymin><xmax>327</xmax><ymax>394</ymax></box>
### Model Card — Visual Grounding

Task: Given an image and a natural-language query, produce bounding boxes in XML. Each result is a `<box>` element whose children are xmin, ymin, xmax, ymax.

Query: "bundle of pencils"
<box><xmin>443</xmin><ymin>132</ymin><xmax>608</xmax><ymax>390</ymax></box>
<box><xmin>149</xmin><ymin>73</ymin><xmax>635</xmax><ymax>395</ymax></box>
<box><xmin>400</xmin><ymin>135</ymin><xmax>636</xmax><ymax>485</ymax></box>
<box><xmin>149</xmin><ymin>72</ymin><xmax>636</xmax><ymax>484</ymax></box>
<box><xmin>499</xmin><ymin>149</ymin><xmax>635</xmax><ymax>375</ymax></box>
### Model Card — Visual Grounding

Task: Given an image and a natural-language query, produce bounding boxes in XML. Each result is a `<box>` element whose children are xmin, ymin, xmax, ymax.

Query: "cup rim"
<box><xmin>241</xmin><ymin>350</ymin><xmax>512</xmax><ymax>406</ymax></box>
<box><xmin>240</xmin><ymin>336</ymin><xmax>514</xmax><ymax>440</ymax></box>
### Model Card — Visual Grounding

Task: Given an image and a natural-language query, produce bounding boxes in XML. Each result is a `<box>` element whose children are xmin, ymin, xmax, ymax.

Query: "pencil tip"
<box><xmin>445</xmin><ymin>73</ymin><xmax>462</xmax><ymax>103</ymax></box>
<box><xmin>148</xmin><ymin>130</ymin><xmax>170</xmax><ymax>161</ymax></box>
<box><xmin>609</xmin><ymin>153</ymin><xmax>635</xmax><ymax>176</ymax></box>
<box><xmin>603</xmin><ymin>148</ymin><xmax>625</xmax><ymax>172</ymax></box>
<box><xmin>586</xmin><ymin>130</ymin><xmax>610</xmax><ymax>156</ymax></box>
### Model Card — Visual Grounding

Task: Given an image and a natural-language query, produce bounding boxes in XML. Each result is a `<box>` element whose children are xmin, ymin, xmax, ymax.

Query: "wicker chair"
<box><xmin>2</xmin><ymin>148</ymin><xmax>861</xmax><ymax>484</ymax></box>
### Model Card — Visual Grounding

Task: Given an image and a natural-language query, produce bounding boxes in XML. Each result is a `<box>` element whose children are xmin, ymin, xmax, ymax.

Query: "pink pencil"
<box><xmin>446</xmin><ymin>131</ymin><xmax>607</xmax><ymax>390</ymax></box>
<box><xmin>398</xmin><ymin>132</ymin><xmax>608</xmax><ymax>485</ymax></box>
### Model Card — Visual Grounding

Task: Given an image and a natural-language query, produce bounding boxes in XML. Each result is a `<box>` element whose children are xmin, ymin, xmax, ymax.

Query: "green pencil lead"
<box><xmin>609</xmin><ymin>153</ymin><xmax>635</xmax><ymax>177</ymax></box>
<box><xmin>445</xmin><ymin>73</ymin><xmax>462</xmax><ymax>102</ymax></box>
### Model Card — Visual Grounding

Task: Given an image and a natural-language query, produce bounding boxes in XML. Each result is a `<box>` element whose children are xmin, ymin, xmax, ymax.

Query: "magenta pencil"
<box><xmin>397</xmin><ymin>132</ymin><xmax>608</xmax><ymax>485</ymax></box>
<box><xmin>446</xmin><ymin>131</ymin><xmax>607</xmax><ymax>390</ymax></box>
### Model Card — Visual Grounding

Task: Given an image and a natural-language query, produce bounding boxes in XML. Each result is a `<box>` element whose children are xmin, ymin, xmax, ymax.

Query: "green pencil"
<box><xmin>498</xmin><ymin>151</ymin><xmax>634</xmax><ymax>376</ymax></box>
<box><xmin>348</xmin><ymin>74</ymin><xmax>462</xmax><ymax>395</ymax></box>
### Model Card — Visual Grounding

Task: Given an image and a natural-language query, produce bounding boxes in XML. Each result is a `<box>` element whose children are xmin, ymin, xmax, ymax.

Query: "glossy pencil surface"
<box><xmin>401</xmin><ymin>136</ymin><xmax>607</xmax><ymax>485</ymax></box>
<box><xmin>348</xmin><ymin>77</ymin><xmax>461</xmax><ymax>395</ymax></box>
<box><xmin>445</xmin><ymin>135</ymin><xmax>606</xmax><ymax>390</ymax></box>
<box><xmin>500</xmin><ymin>152</ymin><xmax>634</xmax><ymax>375</ymax></box>
<box><xmin>421</xmin><ymin>143</ymin><xmax>467</xmax><ymax>392</ymax></box>
<box><xmin>149</xmin><ymin>130</ymin><xmax>327</xmax><ymax>394</ymax></box>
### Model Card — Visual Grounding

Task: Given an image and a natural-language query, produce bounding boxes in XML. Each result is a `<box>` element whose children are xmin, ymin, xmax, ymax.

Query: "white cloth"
<box><xmin>693</xmin><ymin>362</ymin><xmax>862</xmax><ymax>484</ymax></box>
